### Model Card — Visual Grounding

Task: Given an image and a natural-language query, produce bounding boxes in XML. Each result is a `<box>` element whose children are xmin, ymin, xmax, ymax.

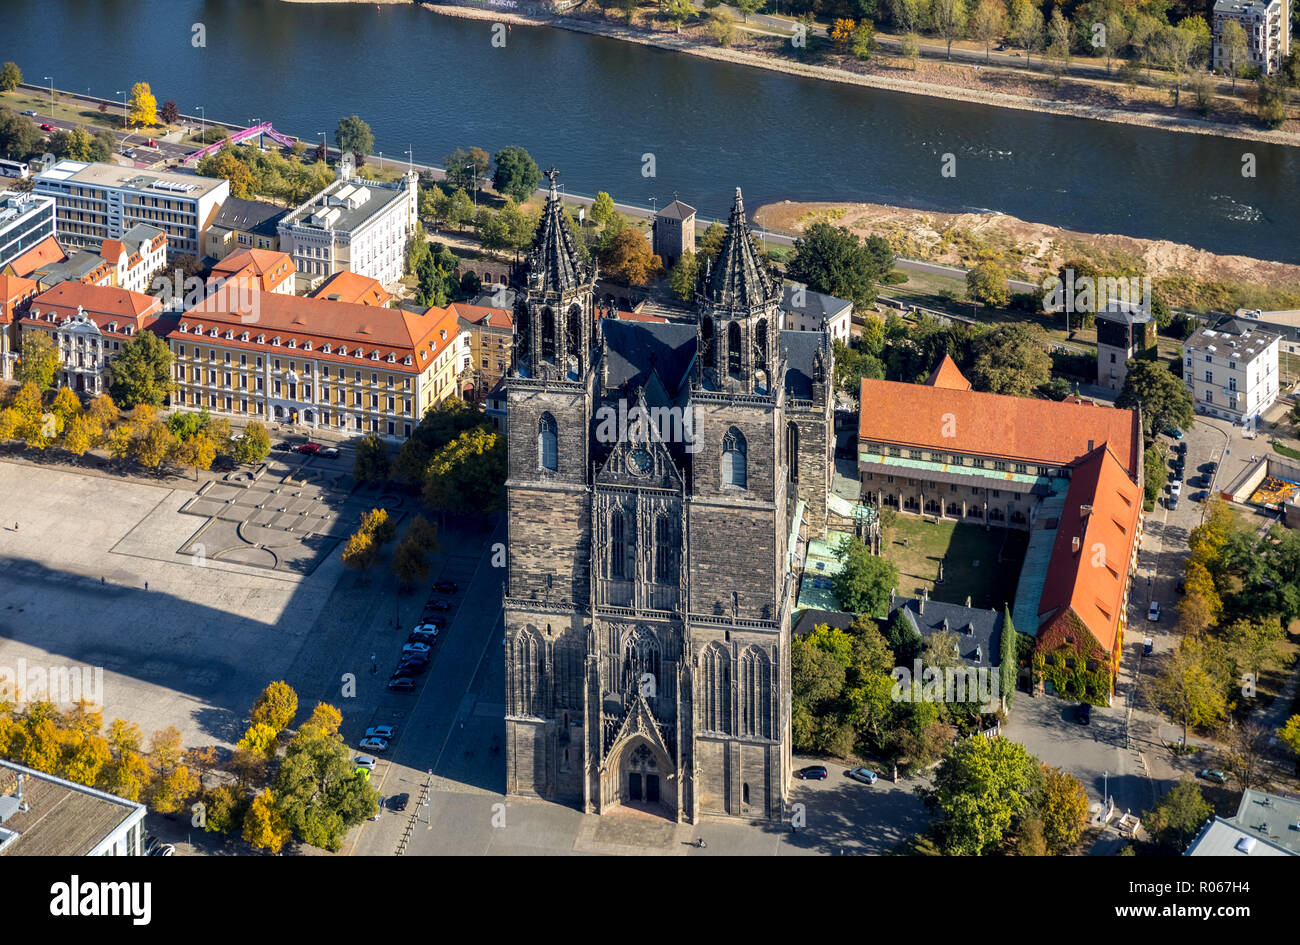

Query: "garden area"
<box><xmin>882</xmin><ymin>514</ymin><xmax>1028</xmax><ymax>612</ymax></box>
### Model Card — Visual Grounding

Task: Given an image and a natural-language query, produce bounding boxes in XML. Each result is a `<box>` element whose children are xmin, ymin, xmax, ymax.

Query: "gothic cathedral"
<box><xmin>503</xmin><ymin>171</ymin><xmax>834</xmax><ymax>822</ymax></box>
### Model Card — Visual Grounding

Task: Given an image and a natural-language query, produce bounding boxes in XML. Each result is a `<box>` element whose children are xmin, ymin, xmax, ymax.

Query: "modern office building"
<box><xmin>0</xmin><ymin>760</ymin><xmax>146</xmax><ymax>856</ymax></box>
<box><xmin>0</xmin><ymin>192</ymin><xmax>56</xmax><ymax>275</ymax></box>
<box><xmin>33</xmin><ymin>160</ymin><xmax>229</xmax><ymax>260</ymax></box>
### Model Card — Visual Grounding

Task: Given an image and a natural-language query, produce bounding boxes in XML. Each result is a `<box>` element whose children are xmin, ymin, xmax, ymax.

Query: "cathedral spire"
<box><xmin>523</xmin><ymin>167</ymin><xmax>592</xmax><ymax>294</ymax></box>
<box><xmin>704</xmin><ymin>187</ymin><xmax>776</xmax><ymax>311</ymax></box>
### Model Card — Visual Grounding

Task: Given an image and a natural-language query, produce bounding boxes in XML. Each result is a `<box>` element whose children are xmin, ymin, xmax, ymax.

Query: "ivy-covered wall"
<box><xmin>1033</xmin><ymin>609</ymin><xmax>1114</xmax><ymax>706</ymax></box>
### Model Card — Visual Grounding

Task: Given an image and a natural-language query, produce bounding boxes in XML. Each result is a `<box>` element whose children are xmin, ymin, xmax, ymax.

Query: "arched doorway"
<box><xmin>603</xmin><ymin>734</ymin><xmax>677</xmax><ymax>820</ymax></box>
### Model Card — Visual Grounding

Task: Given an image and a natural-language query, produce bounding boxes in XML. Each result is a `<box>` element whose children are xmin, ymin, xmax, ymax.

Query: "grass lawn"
<box><xmin>883</xmin><ymin>515</ymin><xmax>1028</xmax><ymax>613</ymax></box>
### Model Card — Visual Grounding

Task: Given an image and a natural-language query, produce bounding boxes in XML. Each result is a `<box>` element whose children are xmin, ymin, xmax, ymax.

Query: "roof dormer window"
<box><xmin>322</xmin><ymin>344</ymin><xmax>331</xmax><ymax>354</ymax></box>
<box><xmin>241</xmin><ymin>331</ymin><xmax>250</xmax><ymax>342</ymax></box>
<box><xmin>271</xmin><ymin>336</ymin><xmax>281</xmax><ymax>346</ymax></box>
<box><xmin>257</xmin><ymin>334</ymin><xmax>265</xmax><ymax>344</ymax></box>
<box><xmin>287</xmin><ymin>339</ymin><xmax>296</xmax><ymax>348</ymax></box>
<box><xmin>387</xmin><ymin>353</ymin><xmax>396</xmax><ymax>363</ymax></box>
<box><xmin>303</xmin><ymin>341</ymin><xmax>312</xmax><ymax>351</ymax></box>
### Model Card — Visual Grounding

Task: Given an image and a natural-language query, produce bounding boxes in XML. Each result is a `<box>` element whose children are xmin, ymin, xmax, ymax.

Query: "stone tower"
<box><xmin>504</xmin><ymin>179</ymin><xmax>833</xmax><ymax>824</ymax></box>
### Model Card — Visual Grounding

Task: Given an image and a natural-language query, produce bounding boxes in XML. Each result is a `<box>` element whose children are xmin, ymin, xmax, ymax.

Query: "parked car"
<box><xmin>147</xmin><ymin>843</ymin><xmax>175</xmax><ymax>856</ymax></box>
<box><xmin>358</xmin><ymin>737</ymin><xmax>389</xmax><ymax>752</ymax></box>
<box><xmin>1198</xmin><ymin>768</ymin><xmax>1229</xmax><ymax>784</ymax></box>
<box><xmin>322</xmin><ymin>446</ymin><xmax>340</xmax><ymax>458</ymax></box>
<box><xmin>1205</xmin><ymin>461</ymin><xmax>1218</xmax><ymax>475</ymax></box>
<box><xmin>1147</xmin><ymin>601</ymin><xmax>1160</xmax><ymax>622</ymax></box>
<box><xmin>296</xmin><ymin>442</ymin><xmax>322</xmax><ymax>455</ymax></box>
<box><xmin>397</xmin><ymin>659</ymin><xmax>429</xmax><ymax>676</ymax></box>
<box><xmin>146</xmin><ymin>138</ymin><xmax>156</xmax><ymax>147</ymax></box>
<box><xmin>1163</xmin><ymin>427</ymin><xmax>1184</xmax><ymax>439</ymax></box>
<box><xmin>1170</xmin><ymin>481</ymin><xmax>1181</xmax><ymax>498</ymax></box>
<box><xmin>1193</xmin><ymin>491</ymin><xmax>1210</xmax><ymax>503</ymax></box>
<box><xmin>1168</xmin><ymin>495</ymin><xmax>1180</xmax><ymax>510</ymax></box>
<box><xmin>423</xmin><ymin>600</ymin><xmax>451</xmax><ymax>612</ymax></box>
<box><xmin>364</xmin><ymin>725</ymin><xmax>395</xmax><ymax>740</ymax></box>
<box><xmin>20</xmin><ymin>109</ymin><xmax>37</xmax><ymax>116</ymax></box>
<box><xmin>122</xmin><ymin>148</ymin><xmax>136</xmax><ymax>158</ymax></box>
<box><xmin>389</xmin><ymin>793</ymin><xmax>409</xmax><ymax>812</ymax></box>
<box><xmin>354</xmin><ymin>755</ymin><xmax>378</xmax><ymax>771</ymax></box>
<box><xmin>354</xmin><ymin>767</ymin><xmax>370</xmax><ymax>782</ymax></box>
<box><xmin>1074</xmin><ymin>703</ymin><xmax>1092</xmax><ymax>725</ymax></box>
<box><xmin>847</xmin><ymin>767</ymin><xmax>878</xmax><ymax>784</ymax></box>
<box><xmin>797</xmin><ymin>765</ymin><xmax>828</xmax><ymax>780</ymax></box>
<box><xmin>411</xmin><ymin>622</ymin><xmax>442</xmax><ymax>636</ymax></box>
<box><xmin>1143</xmin><ymin>637</ymin><xmax>1154</xmax><ymax>656</ymax></box>
<box><xmin>39</xmin><ymin>122</ymin><xmax>54</xmax><ymax>131</ymax></box>
<box><xmin>402</xmin><ymin>642</ymin><xmax>431</xmax><ymax>655</ymax></box>
<box><xmin>274</xmin><ymin>440</ymin><xmax>295</xmax><ymax>451</ymax></box>
<box><xmin>387</xmin><ymin>676</ymin><xmax>416</xmax><ymax>692</ymax></box>
<box><xmin>433</xmin><ymin>581</ymin><xmax>458</xmax><ymax>594</ymax></box>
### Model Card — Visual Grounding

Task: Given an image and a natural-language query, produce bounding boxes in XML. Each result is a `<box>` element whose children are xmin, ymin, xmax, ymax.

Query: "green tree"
<box><xmin>590</xmin><ymin>191</ymin><xmax>616</xmax><ymax>227</ymax></box>
<box><xmin>884</xmin><ymin>607</ymin><xmax>924</xmax><ymax>663</ymax></box>
<box><xmin>444</xmin><ymin>146</ymin><xmax>490</xmax><ymax>190</ymax></box>
<box><xmin>787</xmin><ymin>224</ymin><xmax>891</xmax><ymax>312</ymax></box>
<box><xmin>0</xmin><ymin>62</ymin><xmax>21</xmax><ymax>92</ymax></box>
<box><xmin>930</xmin><ymin>0</ymin><xmax>969</xmax><ymax>59</ymax></box>
<box><xmin>999</xmin><ymin>609</ymin><xmax>1017</xmax><ymax>704</ymax></box>
<box><xmin>353</xmin><ymin>432</ymin><xmax>390</xmax><ymax>483</ymax></box>
<box><xmin>17</xmin><ymin>331</ymin><xmax>60</xmax><ymax>391</ymax></box>
<box><xmin>492</xmin><ymin>145</ymin><xmax>542</xmax><ymax>204</ymax></box>
<box><xmin>335</xmin><ymin>115</ymin><xmax>374</xmax><ymax>164</ymax></box>
<box><xmin>1036</xmin><ymin>764</ymin><xmax>1089</xmax><ymax>854</ymax></box>
<box><xmin>832</xmin><ymin>536</ymin><xmax>899</xmax><ymax>616</ymax></box>
<box><xmin>968</xmin><ymin>324</ymin><xmax>1052</xmax><ymax>397</ymax></box>
<box><xmin>109</xmin><ymin>326</ymin><xmax>175</xmax><ymax>408</ymax></box>
<box><xmin>1116</xmin><ymin>359</ymin><xmax>1193</xmax><ymax>441</ymax></box>
<box><xmin>422</xmin><ymin>426</ymin><xmax>507</xmax><ymax>516</ymax></box>
<box><xmin>272</xmin><ymin>719</ymin><xmax>378</xmax><ymax>852</ymax></box>
<box><xmin>969</xmin><ymin>0</ymin><xmax>1007</xmax><ymax>62</ymax></box>
<box><xmin>1144</xmin><ymin>778</ymin><xmax>1211</xmax><ymax>854</ymax></box>
<box><xmin>232</xmin><ymin>421</ymin><xmax>272</xmax><ymax>464</ymax></box>
<box><xmin>932</xmin><ymin>736</ymin><xmax>1041</xmax><ymax>855</ymax></box>
<box><xmin>1156</xmin><ymin>636</ymin><xmax>1229</xmax><ymax>747</ymax></box>
<box><xmin>393</xmin><ymin>399</ymin><xmax>485</xmax><ymax>484</ymax></box>
<box><xmin>0</xmin><ymin>107</ymin><xmax>43</xmax><ymax>161</ymax></box>
<box><xmin>1257</xmin><ymin>74</ymin><xmax>1289</xmax><ymax>129</ymax></box>
<box><xmin>668</xmin><ymin>250</ymin><xmax>699</xmax><ymax>302</ymax></box>
<box><xmin>966</xmin><ymin>262</ymin><xmax>1010</xmax><ymax>308</ymax></box>
<box><xmin>732</xmin><ymin>0</ymin><xmax>762</xmax><ymax>20</ymax></box>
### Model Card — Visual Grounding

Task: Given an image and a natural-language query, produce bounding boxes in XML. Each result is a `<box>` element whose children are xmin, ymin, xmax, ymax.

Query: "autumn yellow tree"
<box><xmin>250</xmin><ymin>681</ymin><xmax>299</xmax><ymax>734</ymax></box>
<box><xmin>341</xmin><ymin>528</ymin><xmax>379</xmax><ymax>569</ymax></box>
<box><xmin>128</xmin><ymin>82</ymin><xmax>157</xmax><ymax>126</ymax></box>
<box><xmin>146</xmin><ymin>726</ymin><xmax>199</xmax><ymax>814</ymax></box>
<box><xmin>601</xmin><ymin>228</ymin><xmax>661</xmax><ymax>286</ymax></box>
<box><xmin>831</xmin><ymin>18</ymin><xmax>856</xmax><ymax>49</ymax></box>
<box><xmin>243</xmin><ymin>788</ymin><xmax>292</xmax><ymax>854</ymax></box>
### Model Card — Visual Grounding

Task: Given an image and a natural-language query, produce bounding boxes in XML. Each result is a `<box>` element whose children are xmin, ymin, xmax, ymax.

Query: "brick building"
<box><xmin>504</xmin><ymin>176</ymin><xmax>833</xmax><ymax>822</ymax></box>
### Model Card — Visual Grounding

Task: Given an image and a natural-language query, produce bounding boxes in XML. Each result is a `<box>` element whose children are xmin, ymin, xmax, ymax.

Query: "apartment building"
<box><xmin>0</xmin><ymin>275</ymin><xmax>40</xmax><ymax>380</ymax></box>
<box><xmin>452</xmin><ymin>301</ymin><xmax>512</xmax><ymax>400</ymax></box>
<box><xmin>33</xmin><ymin>160</ymin><xmax>229</xmax><ymax>260</ymax></box>
<box><xmin>0</xmin><ymin>192</ymin><xmax>56</xmax><ymax>274</ymax></box>
<box><xmin>19</xmin><ymin>281</ymin><xmax>163</xmax><ymax>394</ymax></box>
<box><xmin>1213</xmin><ymin>0</ymin><xmax>1291</xmax><ymax>74</ymax></box>
<box><xmin>203</xmin><ymin>195</ymin><xmax>287</xmax><ymax>259</ymax></box>
<box><xmin>1182</xmin><ymin>317</ymin><xmax>1281</xmax><ymax>424</ymax></box>
<box><xmin>208</xmin><ymin>248</ymin><xmax>296</xmax><ymax>295</ymax></box>
<box><xmin>277</xmin><ymin>164</ymin><xmax>418</xmax><ymax>290</ymax></box>
<box><xmin>780</xmin><ymin>281</ymin><xmax>852</xmax><ymax>343</ymax></box>
<box><xmin>171</xmin><ymin>292</ymin><xmax>463</xmax><ymax>440</ymax></box>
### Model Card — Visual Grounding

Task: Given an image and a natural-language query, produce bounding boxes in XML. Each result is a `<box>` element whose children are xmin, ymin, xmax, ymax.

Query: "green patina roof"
<box><xmin>859</xmin><ymin>451</ymin><xmax>1050</xmax><ymax>488</ymax></box>
<box><xmin>797</xmin><ymin>531</ymin><xmax>853</xmax><ymax>613</ymax></box>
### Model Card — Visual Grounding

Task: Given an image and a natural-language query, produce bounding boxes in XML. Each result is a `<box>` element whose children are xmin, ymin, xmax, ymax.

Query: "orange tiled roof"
<box><xmin>858</xmin><ymin>377</ymin><xmax>1142</xmax><ymax>478</ymax></box>
<box><xmin>99</xmin><ymin>240</ymin><xmax>126</xmax><ymax>265</ymax></box>
<box><xmin>23</xmin><ymin>282</ymin><xmax>162</xmax><ymax>336</ymax></box>
<box><xmin>310</xmin><ymin>270</ymin><xmax>392</xmax><ymax>307</ymax></box>
<box><xmin>451</xmin><ymin>302</ymin><xmax>513</xmax><ymax>330</ymax></box>
<box><xmin>926</xmin><ymin>354</ymin><xmax>972</xmax><ymax>390</ymax></box>
<box><xmin>178</xmin><ymin>291</ymin><xmax>460</xmax><ymax>374</ymax></box>
<box><xmin>1036</xmin><ymin>444</ymin><xmax>1142</xmax><ymax>655</ymax></box>
<box><xmin>209</xmin><ymin>248</ymin><xmax>296</xmax><ymax>293</ymax></box>
<box><xmin>6</xmin><ymin>236</ymin><xmax>67</xmax><ymax>279</ymax></box>
<box><xmin>0</xmin><ymin>275</ymin><xmax>39</xmax><ymax>324</ymax></box>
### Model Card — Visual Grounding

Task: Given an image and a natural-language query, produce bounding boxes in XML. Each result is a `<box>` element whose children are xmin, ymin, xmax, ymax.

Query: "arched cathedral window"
<box><xmin>541</xmin><ymin>307</ymin><xmax>556</xmax><ymax>361</ymax></box>
<box><xmin>654</xmin><ymin>514</ymin><xmax>677</xmax><ymax>584</ymax></box>
<box><xmin>537</xmin><ymin>413</ymin><xmax>558</xmax><ymax>471</ymax></box>
<box><xmin>722</xmin><ymin>427</ymin><xmax>747</xmax><ymax>489</ymax></box>
<box><xmin>727</xmin><ymin>322</ymin><xmax>742</xmax><ymax>379</ymax></box>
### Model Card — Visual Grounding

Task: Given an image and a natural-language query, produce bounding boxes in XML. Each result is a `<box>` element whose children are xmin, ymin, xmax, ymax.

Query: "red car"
<box><xmin>296</xmin><ymin>442</ymin><xmax>322</xmax><ymax>455</ymax></box>
<box><xmin>40</xmin><ymin>123</ymin><xmax>54</xmax><ymax>132</ymax></box>
<box><xmin>146</xmin><ymin>138</ymin><xmax>156</xmax><ymax>147</ymax></box>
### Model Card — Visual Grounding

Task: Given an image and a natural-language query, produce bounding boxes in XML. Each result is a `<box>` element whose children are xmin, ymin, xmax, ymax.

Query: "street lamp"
<box><xmin>1103</xmin><ymin>770</ymin><xmax>1109</xmax><ymax>810</ymax></box>
<box><xmin>379</xmin><ymin>151</ymin><xmax>383</xmax><ymax>170</ymax></box>
<box><xmin>43</xmin><ymin>77</ymin><xmax>53</xmax><ymax>118</ymax></box>
<box><xmin>649</xmin><ymin>196</ymin><xmax>658</xmax><ymax>215</ymax></box>
<box><xmin>465</xmin><ymin>163</ymin><xmax>478</xmax><ymax>209</ymax></box>
<box><xmin>117</xmin><ymin>91</ymin><xmax>128</xmax><ymax>139</ymax></box>
<box><xmin>195</xmin><ymin>105</ymin><xmax>205</xmax><ymax>143</ymax></box>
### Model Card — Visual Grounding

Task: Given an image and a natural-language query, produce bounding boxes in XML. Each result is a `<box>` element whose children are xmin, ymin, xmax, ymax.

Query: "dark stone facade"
<box><xmin>503</xmin><ymin>179</ymin><xmax>832</xmax><ymax>822</ymax></box>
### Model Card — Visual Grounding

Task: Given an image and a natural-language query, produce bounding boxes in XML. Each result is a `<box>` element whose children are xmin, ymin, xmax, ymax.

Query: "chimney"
<box><xmin>965</xmin><ymin>595</ymin><xmax>971</xmax><ymax>607</ymax></box>
<box><xmin>15</xmin><ymin>773</ymin><xmax>23</xmax><ymax>803</ymax></box>
<box><xmin>1071</xmin><ymin>536</ymin><xmax>1081</xmax><ymax>553</ymax></box>
<box><xmin>975</xmin><ymin>645</ymin><xmax>983</xmax><ymax>663</ymax></box>
<box><xmin>919</xmin><ymin>591</ymin><xmax>926</xmax><ymax>615</ymax></box>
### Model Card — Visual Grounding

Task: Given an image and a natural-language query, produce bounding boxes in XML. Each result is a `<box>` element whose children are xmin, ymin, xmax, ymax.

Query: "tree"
<box><xmin>697</xmin><ymin>221</ymin><xmax>726</xmax><ymax>264</ymax></box>
<box><xmin>706</xmin><ymin>10</ymin><xmax>736</xmax><ymax>46</ymax></box>
<box><xmin>664</xmin><ymin>0</ymin><xmax>694</xmax><ymax>31</ymax></box>
<box><xmin>1012</xmin><ymin>3</ymin><xmax>1045</xmax><ymax>65</ymax></box>
<box><xmin>17</xmin><ymin>331</ymin><xmax>60</xmax><ymax>391</ymax></box>
<box><xmin>1279</xmin><ymin>714</ymin><xmax>1300</xmax><ymax>759</ymax></box>
<box><xmin>969</xmin><ymin>0</ymin><xmax>1007</xmax><ymax>63</ymax></box>
<box><xmin>62</xmin><ymin>415</ymin><xmax>95</xmax><ymax>458</ymax></box>
<box><xmin>999</xmin><ymin>608</ymin><xmax>1017</xmax><ymax>704</ymax></box>
<box><xmin>851</xmin><ymin>21</ymin><xmax>878</xmax><ymax>61</ymax></box>
<box><xmin>732</xmin><ymin>0</ymin><xmax>762</xmax><ymax>21</ymax></box>
<box><xmin>1156</xmin><ymin>637</ymin><xmax>1229</xmax><ymax>748</ymax></box>
<box><xmin>1144</xmin><ymin>778</ymin><xmax>1211</xmax><ymax>854</ymax></box>
<box><xmin>250</xmin><ymin>681</ymin><xmax>299</xmax><ymax>735</ymax></box>
<box><xmin>170</xmin><ymin>429</ymin><xmax>217</xmax><ymax>479</ymax></box>
<box><xmin>444</xmin><ymin>146</ymin><xmax>490</xmax><ymax>191</ymax></box>
<box><xmin>931</xmin><ymin>736</ymin><xmax>1041</xmax><ymax>855</ymax></box>
<box><xmin>423</xmin><ymin>426</ymin><xmax>507</xmax><ymax>517</ymax></box>
<box><xmin>1257</xmin><ymin>74</ymin><xmax>1289</xmax><ymax>129</ymax></box>
<box><xmin>360</xmin><ymin>507</ymin><xmax>397</xmax><ymax>545</ymax></box>
<box><xmin>832</xmin><ymin>536</ymin><xmax>899</xmax><ymax>616</ymax></box>
<box><xmin>1222</xmin><ymin>617</ymin><xmax>1287</xmax><ymax>682</ymax></box>
<box><xmin>1037</xmin><ymin>764</ymin><xmax>1089</xmax><ymax>854</ymax></box>
<box><xmin>966</xmin><ymin>261</ymin><xmax>1010</xmax><ymax>308</ymax></box>
<box><xmin>1214</xmin><ymin>20</ymin><xmax>1246</xmax><ymax>92</ymax></box>
<box><xmin>1115</xmin><ymin>360</ymin><xmax>1193</xmax><ymax>441</ymax></box>
<box><xmin>0</xmin><ymin>107</ymin><xmax>43</xmax><ymax>162</ymax></box>
<box><xmin>668</xmin><ymin>250</ymin><xmax>699</xmax><ymax>302</ymax></box>
<box><xmin>335</xmin><ymin>115</ymin><xmax>374</xmax><ymax>164</ymax></box>
<box><xmin>601</xmin><ymin>228</ymin><xmax>661</xmax><ymax>285</ymax></box>
<box><xmin>831</xmin><ymin>18</ymin><xmax>857</xmax><ymax>51</ymax></box>
<box><xmin>273</xmin><ymin>718</ymin><xmax>378</xmax><ymax>851</ymax></box>
<box><xmin>1099</xmin><ymin>12</ymin><xmax>1130</xmax><ymax>74</ymax></box>
<box><xmin>160</xmin><ymin>100</ymin><xmax>180</xmax><ymax>125</ymax></box>
<box><xmin>232</xmin><ymin>421</ymin><xmax>272</xmax><ymax>464</ymax></box>
<box><xmin>341</xmin><ymin>529</ymin><xmax>379</xmax><ymax>570</ymax></box>
<box><xmin>1219</xmin><ymin>721</ymin><xmax>1273</xmax><ymax>792</ymax></box>
<box><xmin>889</xmin><ymin>0</ymin><xmax>925</xmax><ymax>33</ymax></box>
<box><xmin>492</xmin><ymin>145</ymin><xmax>542</xmax><ymax>204</ymax></box>
<box><xmin>1152</xmin><ymin>24</ymin><xmax>1199</xmax><ymax>106</ymax></box>
<box><xmin>929</xmin><ymin>0</ymin><xmax>969</xmax><ymax>60</ymax></box>
<box><xmin>109</xmin><ymin>328</ymin><xmax>174</xmax><ymax>408</ymax></box>
<box><xmin>788</xmin><ymin>224</ymin><xmax>891</xmax><ymax>312</ymax></box>
<box><xmin>590</xmin><ymin>191</ymin><xmax>616</xmax><ymax>227</ymax></box>
<box><xmin>391</xmin><ymin>534</ymin><xmax>431</xmax><ymax>586</ymax></box>
<box><xmin>132</xmin><ymin>421</ymin><xmax>177</xmax><ymax>475</ymax></box>
<box><xmin>243</xmin><ymin>789</ymin><xmax>292</xmax><ymax>854</ymax></box>
<box><xmin>353</xmin><ymin>433</ymin><xmax>390</xmax><ymax>483</ymax></box>
<box><xmin>201</xmin><ymin>145</ymin><xmax>257</xmax><ymax>199</ymax></box>
<box><xmin>968</xmin><ymin>324</ymin><xmax>1051</xmax><ymax>397</ymax></box>
<box><xmin>128</xmin><ymin>82</ymin><xmax>157</xmax><ymax>127</ymax></box>
<box><xmin>0</xmin><ymin>62</ymin><xmax>20</xmax><ymax>93</ymax></box>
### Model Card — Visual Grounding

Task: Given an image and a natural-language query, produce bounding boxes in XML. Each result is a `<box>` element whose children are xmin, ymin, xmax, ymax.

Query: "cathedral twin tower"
<box><xmin>502</xmin><ymin>171</ymin><xmax>833</xmax><ymax>822</ymax></box>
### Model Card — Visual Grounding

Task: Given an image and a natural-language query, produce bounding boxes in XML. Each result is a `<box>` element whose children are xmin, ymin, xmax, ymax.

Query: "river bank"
<box><xmin>417</xmin><ymin>3</ymin><xmax>1299</xmax><ymax>149</ymax></box>
<box><xmin>754</xmin><ymin>200</ymin><xmax>1300</xmax><ymax>312</ymax></box>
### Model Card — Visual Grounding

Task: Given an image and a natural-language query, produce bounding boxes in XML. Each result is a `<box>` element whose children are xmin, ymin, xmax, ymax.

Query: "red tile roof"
<box><xmin>0</xmin><ymin>275</ymin><xmax>39</xmax><ymax>325</ymax></box>
<box><xmin>23</xmin><ymin>282</ymin><xmax>162</xmax><ymax>337</ymax></box>
<box><xmin>310</xmin><ymin>271</ymin><xmax>392</xmax><ymax>307</ymax></box>
<box><xmin>209</xmin><ymin>248</ymin><xmax>296</xmax><ymax>294</ymax></box>
<box><xmin>5</xmin><ymin>236</ymin><xmax>66</xmax><ymax>279</ymax></box>
<box><xmin>1036</xmin><ymin>444</ymin><xmax>1142</xmax><ymax>656</ymax></box>
<box><xmin>451</xmin><ymin>302</ymin><xmax>513</xmax><ymax>330</ymax></box>
<box><xmin>858</xmin><ymin>377</ymin><xmax>1142</xmax><ymax>478</ymax></box>
<box><xmin>926</xmin><ymin>354</ymin><xmax>972</xmax><ymax>390</ymax></box>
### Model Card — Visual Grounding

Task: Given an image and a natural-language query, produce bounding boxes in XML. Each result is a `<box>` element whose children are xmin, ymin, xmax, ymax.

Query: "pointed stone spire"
<box><xmin>704</xmin><ymin>188</ymin><xmax>776</xmax><ymax>311</ymax></box>
<box><xmin>524</xmin><ymin>167</ymin><xmax>592</xmax><ymax>294</ymax></box>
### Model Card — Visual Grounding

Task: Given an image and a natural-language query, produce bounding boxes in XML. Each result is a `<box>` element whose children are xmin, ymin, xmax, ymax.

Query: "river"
<box><xmin>3</xmin><ymin>0</ymin><xmax>1298</xmax><ymax>261</ymax></box>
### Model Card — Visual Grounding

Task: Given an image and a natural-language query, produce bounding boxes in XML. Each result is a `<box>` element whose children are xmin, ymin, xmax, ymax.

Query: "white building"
<box><xmin>0</xmin><ymin>760</ymin><xmax>146</xmax><ymax>856</ymax></box>
<box><xmin>0</xmin><ymin>192</ymin><xmax>56</xmax><ymax>274</ymax></box>
<box><xmin>278</xmin><ymin>163</ymin><xmax>418</xmax><ymax>291</ymax></box>
<box><xmin>1212</xmin><ymin>0</ymin><xmax>1291</xmax><ymax>75</ymax></box>
<box><xmin>779</xmin><ymin>281</ymin><xmax>852</xmax><ymax>343</ymax></box>
<box><xmin>33</xmin><ymin>160</ymin><xmax>229</xmax><ymax>260</ymax></box>
<box><xmin>1183</xmin><ymin>316</ymin><xmax>1281</xmax><ymax>424</ymax></box>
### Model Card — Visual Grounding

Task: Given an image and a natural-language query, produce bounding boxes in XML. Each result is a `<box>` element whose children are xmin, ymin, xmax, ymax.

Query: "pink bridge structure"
<box><xmin>185</xmin><ymin>122</ymin><xmax>299</xmax><ymax>163</ymax></box>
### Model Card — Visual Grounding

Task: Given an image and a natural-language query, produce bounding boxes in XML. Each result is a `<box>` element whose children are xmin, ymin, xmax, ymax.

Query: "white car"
<box><xmin>354</xmin><ymin>755</ymin><xmax>378</xmax><ymax>771</ymax></box>
<box><xmin>1147</xmin><ymin>601</ymin><xmax>1160</xmax><ymax>622</ymax></box>
<box><xmin>410</xmin><ymin>623</ymin><xmax>440</xmax><ymax>636</ymax></box>
<box><xmin>358</xmin><ymin>737</ymin><xmax>389</xmax><ymax>752</ymax></box>
<box><xmin>364</xmin><ymin>725</ymin><xmax>395</xmax><ymax>740</ymax></box>
<box><xmin>323</xmin><ymin>446</ymin><xmax>340</xmax><ymax>458</ymax></box>
<box><xmin>1170</xmin><ymin>480</ymin><xmax>1181</xmax><ymax>498</ymax></box>
<box><xmin>402</xmin><ymin>642</ymin><xmax>432</xmax><ymax>655</ymax></box>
